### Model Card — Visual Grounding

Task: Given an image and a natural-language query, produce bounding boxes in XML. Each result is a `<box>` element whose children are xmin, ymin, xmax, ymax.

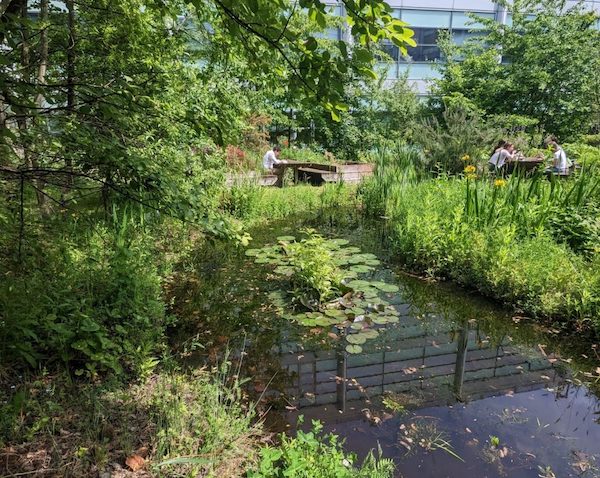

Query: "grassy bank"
<box><xmin>0</xmin><ymin>186</ymin><xmax>393</xmax><ymax>477</ymax></box>
<box><xmin>360</xmin><ymin>148</ymin><xmax>600</xmax><ymax>333</ymax></box>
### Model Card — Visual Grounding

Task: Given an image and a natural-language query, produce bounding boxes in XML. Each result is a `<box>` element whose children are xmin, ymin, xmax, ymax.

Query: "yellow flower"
<box><xmin>494</xmin><ymin>179</ymin><xmax>507</xmax><ymax>187</ymax></box>
<box><xmin>466</xmin><ymin>173</ymin><xmax>477</xmax><ymax>180</ymax></box>
<box><xmin>464</xmin><ymin>165</ymin><xmax>476</xmax><ymax>174</ymax></box>
<box><xmin>461</xmin><ymin>154</ymin><xmax>471</xmax><ymax>162</ymax></box>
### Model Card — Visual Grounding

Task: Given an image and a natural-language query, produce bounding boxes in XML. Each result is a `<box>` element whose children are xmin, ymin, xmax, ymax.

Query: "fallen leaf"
<box><xmin>126</xmin><ymin>455</ymin><xmax>145</xmax><ymax>471</ymax></box>
<box><xmin>402</xmin><ymin>367</ymin><xmax>418</xmax><ymax>375</ymax></box>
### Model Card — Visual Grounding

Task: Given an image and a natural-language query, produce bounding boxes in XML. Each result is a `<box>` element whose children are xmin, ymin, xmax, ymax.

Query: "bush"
<box><xmin>362</xmin><ymin>172</ymin><xmax>600</xmax><ymax>331</ymax></box>
<box><xmin>248</xmin><ymin>419</ymin><xmax>394</xmax><ymax>478</ymax></box>
<box><xmin>0</xmin><ymin>212</ymin><xmax>167</xmax><ymax>376</ymax></box>
<box><xmin>414</xmin><ymin>107</ymin><xmax>499</xmax><ymax>174</ymax></box>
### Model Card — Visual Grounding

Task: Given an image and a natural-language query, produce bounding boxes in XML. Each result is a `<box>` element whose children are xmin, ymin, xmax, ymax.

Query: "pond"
<box><xmin>171</xmin><ymin>217</ymin><xmax>600</xmax><ymax>478</ymax></box>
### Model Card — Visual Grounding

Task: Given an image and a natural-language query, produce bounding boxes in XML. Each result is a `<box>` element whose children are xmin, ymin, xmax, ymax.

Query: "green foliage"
<box><xmin>563</xmin><ymin>143</ymin><xmax>600</xmax><ymax>166</ymax></box>
<box><xmin>414</xmin><ymin>107</ymin><xmax>499</xmax><ymax>174</ymax></box>
<box><xmin>221</xmin><ymin>183</ymin><xmax>356</xmax><ymax>224</ymax></box>
<box><xmin>291</xmin><ymin>75</ymin><xmax>420</xmax><ymax>162</ymax></box>
<box><xmin>0</xmin><ymin>367</ymin><xmax>261</xmax><ymax>477</ymax></box>
<box><xmin>285</xmin><ymin>231</ymin><xmax>345</xmax><ymax>303</ymax></box>
<box><xmin>151</xmin><ymin>365</ymin><xmax>260</xmax><ymax>477</ymax></box>
<box><xmin>362</xmin><ymin>167</ymin><xmax>600</xmax><ymax>329</ymax></box>
<box><xmin>0</xmin><ymin>212</ymin><xmax>167</xmax><ymax>376</ymax></box>
<box><xmin>279</xmin><ymin>147</ymin><xmax>331</xmax><ymax>164</ymax></box>
<box><xmin>433</xmin><ymin>0</ymin><xmax>600</xmax><ymax>139</ymax></box>
<box><xmin>248</xmin><ymin>419</ymin><xmax>394</xmax><ymax>478</ymax></box>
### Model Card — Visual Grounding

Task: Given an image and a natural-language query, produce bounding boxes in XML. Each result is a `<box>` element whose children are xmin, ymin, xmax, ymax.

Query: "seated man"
<box><xmin>549</xmin><ymin>141</ymin><xmax>571</xmax><ymax>173</ymax></box>
<box><xmin>262</xmin><ymin>146</ymin><xmax>286</xmax><ymax>170</ymax></box>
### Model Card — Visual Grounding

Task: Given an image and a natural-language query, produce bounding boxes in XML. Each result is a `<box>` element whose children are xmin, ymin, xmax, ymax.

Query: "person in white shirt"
<box><xmin>488</xmin><ymin>142</ymin><xmax>515</xmax><ymax>174</ymax></box>
<box><xmin>263</xmin><ymin>146</ymin><xmax>286</xmax><ymax>170</ymax></box>
<box><xmin>550</xmin><ymin>141</ymin><xmax>570</xmax><ymax>173</ymax></box>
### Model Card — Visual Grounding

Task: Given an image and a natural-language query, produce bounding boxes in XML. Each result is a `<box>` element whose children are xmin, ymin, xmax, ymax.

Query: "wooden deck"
<box><xmin>226</xmin><ymin>161</ymin><xmax>374</xmax><ymax>188</ymax></box>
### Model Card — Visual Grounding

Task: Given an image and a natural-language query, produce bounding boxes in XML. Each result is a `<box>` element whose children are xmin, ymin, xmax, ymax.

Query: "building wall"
<box><xmin>329</xmin><ymin>0</ymin><xmax>600</xmax><ymax>95</ymax></box>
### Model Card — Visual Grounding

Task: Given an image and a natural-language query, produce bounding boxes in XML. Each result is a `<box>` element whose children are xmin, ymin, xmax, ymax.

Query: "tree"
<box><xmin>433</xmin><ymin>0</ymin><xmax>600</xmax><ymax>140</ymax></box>
<box><xmin>0</xmin><ymin>0</ymin><xmax>416</xmax><ymax>230</ymax></box>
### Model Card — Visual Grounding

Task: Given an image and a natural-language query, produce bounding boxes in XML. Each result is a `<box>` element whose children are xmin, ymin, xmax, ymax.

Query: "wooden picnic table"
<box><xmin>505</xmin><ymin>157</ymin><xmax>545</xmax><ymax>174</ymax></box>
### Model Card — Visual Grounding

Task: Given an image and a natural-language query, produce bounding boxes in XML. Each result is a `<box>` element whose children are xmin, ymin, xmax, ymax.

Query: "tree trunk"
<box><xmin>64</xmin><ymin>0</ymin><xmax>75</xmax><ymax>188</ymax></box>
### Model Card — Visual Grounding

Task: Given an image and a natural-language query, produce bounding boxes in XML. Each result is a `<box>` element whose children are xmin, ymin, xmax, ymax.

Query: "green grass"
<box><xmin>361</xmin><ymin>148</ymin><xmax>600</xmax><ymax>332</ymax></box>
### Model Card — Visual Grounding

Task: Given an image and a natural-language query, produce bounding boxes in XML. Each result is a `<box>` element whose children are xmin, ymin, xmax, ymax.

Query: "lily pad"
<box><xmin>329</xmin><ymin>238</ymin><xmax>350</xmax><ymax>247</ymax></box>
<box><xmin>277</xmin><ymin>235</ymin><xmax>296</xmax><ymax>242</ymax></box>
<box><xmin>315</xmin><ymin>316</ymin><xmax>338</xmax><ymax>327</ymax></box>
<box><xmin>364</xmin><ymin>259</ymin><xmax>381</xmax><ymax>266</ymax></box>
<box><xmin>347</xmin><ymin>280</ymin><xmax>371</xmax><ymax>291</ymax></box>
<box><xmin>274</xmin><ymin>266</ymin><xmax>294</xmax><ymax>276</ymax></box>
<box><xmin>378</xmin><ymin>283</ymin><xmax>399</xmax><ymax>293</ymax></box>
<box><xmin>350</xmin><ymin>265</ymin><xmax>372</xmax><ymax>273</ymax></box>
<box><xmin>361</xmin><ymin>329</ymin><xmax>379</xmax><ymax>339</ymax></box>
<box><xmin>346</xmin><ymin>334</ymin><xmax>367</xmax><ymax>345</ymax></box>
<box><xmin>350</xmin><ymin>322</ymin><xmax>364</xmax><ymax>330</ymax></box>
<box><xmin>325</xmin><ymin>309</ymin><xmax>345</xmax><ymax>318</ymax></box>
<box><xmin>342</xmin><ymin>247</ymin><xmax>361</xmax><ymax>254</ymax></box>
<box><xmin>346</xmin><ymin>344</ymin><xmax>363</xmax><ymax>354</ymax></box>
<box><xmin>362</xmin><ymin>289</ymin><xmax>379</xmax><ymax>299</ymax></box>
<box><xmin>245</xmin><ymin>249</ymin><xmax>261</xmax><ymax>257</ymax></box>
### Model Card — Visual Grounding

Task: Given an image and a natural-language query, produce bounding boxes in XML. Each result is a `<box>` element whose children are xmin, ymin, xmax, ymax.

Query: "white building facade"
<box><xmin>328</xmin><ymin>1</ymin><xmax>600</xmax><ymax>95</ymax></box>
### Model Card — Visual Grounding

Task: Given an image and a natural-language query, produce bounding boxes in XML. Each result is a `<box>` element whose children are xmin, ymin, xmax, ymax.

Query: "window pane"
<box><xmin>400</xmin><ymin>9</ymin><xmax>451</xmax><ymax>28</ymax></box>
<box><xmin>451</xmin><ymin>11</ymin><xmax>495</xmax><ymax>29</ymax></box>
<box><xmin>398</xmin><ymin>63</ymin><xmax>441</xmax><ymax>79</ymax></box>
<box><xmin>452</xmin><ymin>29</ymin><xmax>488</xmax><ymax>45</ymax></box>
<box><xmin>417</xmin><ymin>27</ymin><xmax>442</xmax><ymax>44</ymax></box>
<box><xmin>378</xmin><ymin>41</ymin><xmax>399</xmax><ymax>61</ymax></box>
<box><xmin>376</xmin><ymin>62</ymin><xmax>398</xmax><ymax>79</ymax></box>
<box><xmin>404</xmin><ymin>45</ymin><xmax>442</xmax><ymax>62</ymax></box>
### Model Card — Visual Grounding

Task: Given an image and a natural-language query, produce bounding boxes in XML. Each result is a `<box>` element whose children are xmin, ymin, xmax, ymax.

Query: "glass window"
<box><xmin>451</xmin><ymin>11</ymin><xmax>495</xmax><ymax>29</ymax></box>
<box><xmin>376</xmin><ymin>62</ymin><xmax>398</xmax><ymax>80</ymax></box>
<box><xmin>452</xmin><ymin>29</ymin><xmax>488</xmax><ymax>45</ymax></box>
<box><xmin>404</xmin><ymin>45</ymin><xmax>442</xmax><ymax>62</ymax></box>
<box><xmin>416</xmin><ymin>27</ymin><xmax>443</xmax><ymax>44</ymax></box>
<box><xmin>378</xmin><ymin>41</ymin><xmax>399</xmax><ymax>61</ymax></box>
<box><xmin>398</xmin><ymin>63</ymin><xmax>441</xmax><ymax>79</ymax></box>
<box><xmin>400</xmin><ymin>9</ymin><xmax>451</xmax><ymax>28</ymax></box>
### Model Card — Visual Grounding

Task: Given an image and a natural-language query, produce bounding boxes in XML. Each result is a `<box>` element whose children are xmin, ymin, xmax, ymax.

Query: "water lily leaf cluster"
<box><xmin>246</xmin><ymin>234</ymin><xmax>402</xmax><ymax>354</ymax></box>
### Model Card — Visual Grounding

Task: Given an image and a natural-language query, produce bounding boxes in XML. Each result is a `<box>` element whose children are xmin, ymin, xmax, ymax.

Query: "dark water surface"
<box><xmin>173</xmin><ymin>218</ymin><xmax>600</xmax><ymax>478</ymax></box>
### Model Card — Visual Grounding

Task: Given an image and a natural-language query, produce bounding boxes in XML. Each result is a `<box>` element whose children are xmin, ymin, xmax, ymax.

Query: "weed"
<box><xmin>248</xmin><ymin>419</ymin><xmax>394</xmax><ymax>478</ymax></box>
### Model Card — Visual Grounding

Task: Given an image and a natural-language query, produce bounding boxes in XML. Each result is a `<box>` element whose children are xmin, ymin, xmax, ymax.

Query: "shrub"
<box><xmin>248</xmin><ymin>419</ymin><xmax>394</xmax><ymax>478</ymax></box>
<box><xmin>0</xmin><ymin>212</ymin><xmax>167</xmax><ymax>376</ymax></box>
<box><xmin>414</xmin><ymin>107</ymin><xmax>499</xmax><ymax>174</ymax></box>
<box><xmin>284</xmin><ymin>231</ymin><xmax>344</xmax><ymax>304</ymax></box>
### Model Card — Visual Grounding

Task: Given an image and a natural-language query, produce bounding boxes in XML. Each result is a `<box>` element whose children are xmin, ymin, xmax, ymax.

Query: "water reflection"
<box><xmin>277</xmin><ymin>307</ymin><xmax>559</xmax><ymax>422</ymax></box>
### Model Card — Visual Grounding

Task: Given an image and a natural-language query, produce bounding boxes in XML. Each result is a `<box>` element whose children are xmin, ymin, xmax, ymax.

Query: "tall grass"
<box><xmin>361</xmin><ymin>159</ymin><xmax>600</xmax><ymax>331</ymax></box>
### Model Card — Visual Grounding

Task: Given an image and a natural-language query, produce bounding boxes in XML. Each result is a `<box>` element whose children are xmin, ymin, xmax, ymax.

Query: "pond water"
<box><xmin>172</xmin><ymin>218</ymin><xmax>600</xmax><ymax>478</ymax></box>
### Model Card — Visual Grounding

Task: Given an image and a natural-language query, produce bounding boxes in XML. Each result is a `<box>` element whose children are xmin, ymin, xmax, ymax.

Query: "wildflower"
<box><xmin>494</xmin><ymin>179</ymin><xmax>507</xmax><ymax>187</ymax></box>
<box><xmin>461</xmin><ymin>154</ymin><xmax>471</xmax><ymax>162</ymax></box>
<box><xmin>464</xmin><ymin>165</ymin><xmax>476</xmax><ymax>174</ymax></box>
<box><xmin>466</xmin><ymin>173</ymin><xmax>477</xmax><ymax>180</ymax></box>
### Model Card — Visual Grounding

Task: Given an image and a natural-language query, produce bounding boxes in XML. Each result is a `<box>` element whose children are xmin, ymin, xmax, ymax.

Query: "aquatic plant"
<box><xmin>249</xmin><ymin>419</ymin><xmax>395</xmax><ymax>478</ymax></box>
<box><xmin>246</xmin><ymin>232</ymin><xmax>401</xmax><ymax>353</ymax></box>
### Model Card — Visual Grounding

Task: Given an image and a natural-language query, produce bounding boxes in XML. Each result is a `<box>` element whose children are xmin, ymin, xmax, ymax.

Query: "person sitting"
<box><xmin>263</xmin><ymin>145</ymin><xmax>286</xmax><ymax>170</ymax></box>
<box><xmin>488</xmin><ymin>142</ymin><xmax>515</xmax><ymax>174</ymax></box>
<box><xmin>549</xmin><ymin>141</ymin><xmax>571</xmax><ymax>174</ymax></box>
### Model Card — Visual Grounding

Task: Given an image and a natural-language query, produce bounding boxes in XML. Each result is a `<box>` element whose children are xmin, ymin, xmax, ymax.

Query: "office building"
<box><xmin>327</xmin><ymin>1</ymin><xmax>600</xmax><ymax>95</ymax></box>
